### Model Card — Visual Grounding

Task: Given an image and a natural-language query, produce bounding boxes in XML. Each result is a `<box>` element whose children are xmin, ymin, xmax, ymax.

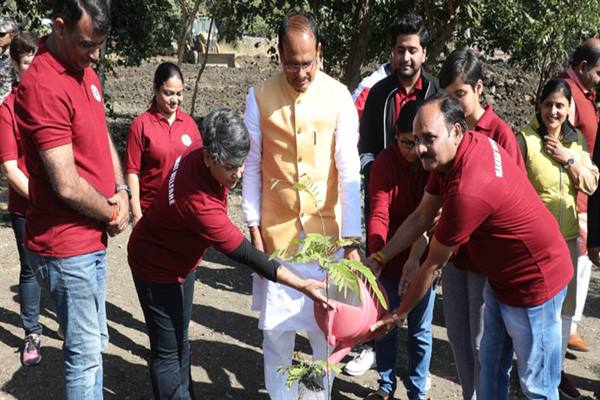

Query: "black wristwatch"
<box><xmin>116</xmin><ymin>184</ymin><xmax>132</xmax><ymax>199</ymax></box>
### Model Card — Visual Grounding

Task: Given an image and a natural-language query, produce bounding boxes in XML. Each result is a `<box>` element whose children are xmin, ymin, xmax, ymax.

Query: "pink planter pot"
<box><xmin>314</xmin><ymin>278</ymin><xmax>388</xmax><ymax>364</ymax></box>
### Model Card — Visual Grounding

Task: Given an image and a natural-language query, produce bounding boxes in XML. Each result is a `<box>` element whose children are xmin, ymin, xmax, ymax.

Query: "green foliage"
<box><xmin>270</xmin><ymin>176</ymin><xmax>388</xmax><ymax>311</ymax></box>
<box><xmin>278</xmin><ymin>358</ymin><xmax>340</xmax><ymax>389</ymax></box>
<box><xmin>461</xmin><ymin>0</ymin><xmax>600</xmax><ymax>98</ymax></box>
<box><xmin>108</xmin><ymin>0</ymin><xmax>178</xmax><ymax>66</ymax></box>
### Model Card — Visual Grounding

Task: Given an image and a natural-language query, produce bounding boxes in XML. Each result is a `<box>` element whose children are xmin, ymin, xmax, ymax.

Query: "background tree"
<box><xmin>456</xmin><ymin>0</ymin><xmax>600</xmax><ymax>100</ymax></box>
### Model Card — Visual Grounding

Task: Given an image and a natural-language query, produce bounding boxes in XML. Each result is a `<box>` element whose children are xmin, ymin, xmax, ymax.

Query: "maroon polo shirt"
<box><xmin>0</xmin><ymin>85</ymin><xmax>28</xmax><ymax>216</ymax></box>
<box><xmin>393</xmin><ymin>75</ymin><xmax>423</xmax><ymax>123</ymax></box>
<box><xmin>368</xmin><ymin>144</ymin><xmax>428</xmax><ymax>281</ymax></box>
<box><xmin>562</xmin><ymin>69</ymin><xmax>599</xmax><ymax>214</ymax></box>
<box><xmin>125</xmin><ymin>106</ymin><xmax>202</xmax><ymax>212</ymax></box>
<box><xmin>15</xmin><ymin>39</ymin><xmax>115</xmax><ymax>257</ymax></box>
<box><xmin>452</xmin><ymin>106</ymin><xmax>525</xmax><ymax>272</ymax></box>
<box><xmin>128</xmin><ymin>142</ymin><xmax>244</xmax><ymax>283</ymax></box>
<box><xmin>427</xmin><ymin>131</ymin><xmax>572</xmax><ymax>307</ymax></box>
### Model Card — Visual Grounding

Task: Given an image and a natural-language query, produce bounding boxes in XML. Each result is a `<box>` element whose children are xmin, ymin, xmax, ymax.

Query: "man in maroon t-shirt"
<box><xmin>562</xmin><ymin>38</ymin><xmax>600</xmax><ymax>356</ymax></box>
<box><xmin>368</xmin><ymin>93</ymin><xmax>572</xmax><ymax>398</ymax></box>
<box><xmin>14</xmin><ymin>1</ymin><xmax>129</xmax><ymax>398</ymax></box>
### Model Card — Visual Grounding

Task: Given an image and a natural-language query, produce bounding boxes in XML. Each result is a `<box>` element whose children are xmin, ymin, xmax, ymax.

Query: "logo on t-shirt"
<box><xmin>90</xmin><ymin>84</ymin><xmax>102</xmax><ymax>102</ymax></box>
<box><xmin>181</xmin><ymin>134</ymin><xmax>192</xmax><ymax>146</ymax></box>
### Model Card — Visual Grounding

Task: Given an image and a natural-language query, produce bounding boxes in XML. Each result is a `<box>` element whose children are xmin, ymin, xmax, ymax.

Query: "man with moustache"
<box><xmin>242</xmin><ymin>10</ymin><xmax>362</xmax><ymax>399</ymax></box>
<box><xmin>368</xmin><ymin>93</ymin><xmax>573</xmax><ymax>399</ymax></box>
<box><xmin>15</xmin><ymin>1</ymin><xmax>129</xmax><ymax>398</ymax></box>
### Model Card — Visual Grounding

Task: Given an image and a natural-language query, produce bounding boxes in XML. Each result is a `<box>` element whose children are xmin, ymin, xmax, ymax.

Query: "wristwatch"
<box><xmin>564</xmin><ymin>158</ymin><xmax>575</xmax><ymax>169</ymax></box>
<box><xmin>116</xmin><ymin>184</ymin><xmax>132</xmax><ymax>199</ymax></box>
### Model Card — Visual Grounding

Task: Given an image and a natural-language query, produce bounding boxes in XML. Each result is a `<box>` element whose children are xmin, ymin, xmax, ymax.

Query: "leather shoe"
<box><xmin>567</xmin><ymin>333</ymin><xmax>589</xmax><ymax>352</ymax></box>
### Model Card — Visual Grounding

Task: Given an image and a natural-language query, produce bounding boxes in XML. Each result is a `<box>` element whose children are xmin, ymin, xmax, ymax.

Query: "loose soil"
<box><xmin>0</xmin><ymin>54</ymin><xmax>599</xmax><ymax>399</ymax></box>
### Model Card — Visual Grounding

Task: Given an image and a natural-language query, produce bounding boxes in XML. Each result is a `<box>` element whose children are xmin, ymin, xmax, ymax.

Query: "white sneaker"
<box><xmin>343</xmin><ymin>346</ymin><xmax>376</xmax><ymax>376</ymax></box>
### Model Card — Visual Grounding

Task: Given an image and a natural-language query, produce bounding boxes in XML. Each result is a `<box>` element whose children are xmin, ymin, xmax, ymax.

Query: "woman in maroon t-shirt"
<box><xmin>127</xmin><ymin>109</ymin><xmax>331</xmax><ymax>399</ymax></box>
<box><xmin>0</xmin><ymin>32</ymin><xmax>44</xmax><ymax>367</ymax></box>
<box><xmin>437</xmin><ymin>47</ymin><xmax>523</xmax><ymax>398</ymax></box>
<box><xmin>125</xmin><ymin>62</ymin><xmax>202</xmax><ymax>226</ymax></box>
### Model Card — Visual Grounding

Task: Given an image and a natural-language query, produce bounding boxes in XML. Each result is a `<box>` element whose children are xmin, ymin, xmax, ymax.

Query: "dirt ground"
<box><xmin>0</xmin><ymin>54</ymin><xmax>599</xmax><ymax>399</ymax></box>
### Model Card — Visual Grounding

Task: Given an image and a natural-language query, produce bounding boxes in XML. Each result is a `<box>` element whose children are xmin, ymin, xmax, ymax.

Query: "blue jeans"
<box><xmin>133</xmin><ymin>272</ymin><xmax>196</xmax><ymax>400</ymax></box>
<box><xmin>28</xmin><ymin>249</ymin><xmax>108</xmax><ymax>400</ymax></box>
<box><xmin>479</xmin><ymin>283</ymin><xmax>566</xmax><ymax>400</ymax></box>
<box><xmin>10</xmin><ymin>214</ymin><xmax>42</xmax><ymax>336</ymax></box>
<box><xmin>375</xmin><ymin>278</ymin><xmax>435</xmax><ymax>399</ymax></box>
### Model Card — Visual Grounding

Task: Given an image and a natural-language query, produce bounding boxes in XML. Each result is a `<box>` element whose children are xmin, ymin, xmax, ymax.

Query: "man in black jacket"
<box><xmin>358</xmin><ymin>14</ymin><xmax>440</xmax><ymax>184</ymax></box>
<box><xmin>345</xmin><ymin>13</ymin><xmax>441</xmax><ymax>384</ymax></box>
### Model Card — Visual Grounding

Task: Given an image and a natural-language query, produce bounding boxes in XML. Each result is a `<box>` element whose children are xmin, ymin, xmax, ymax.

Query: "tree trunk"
<box><xmin>176</xmin><ymin>0</ymin><xmax>203</xmax><ymax>66</ymax></box>
<box><xmin>189</xmin><ymin>16</ymin><xmax>214</xmax><ymax>117</ymax></box>
<box><xmin>341</xmin><ymin>0</ymin><xmax>373</xmax><ymax>91</ymax></box>
<box><xmin>425</xmin><ymin>0</ymin><xmax>463</xmax><ymax>64</ymax></box>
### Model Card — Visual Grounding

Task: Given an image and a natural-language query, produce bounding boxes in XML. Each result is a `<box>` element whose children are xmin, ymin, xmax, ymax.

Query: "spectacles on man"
<box><xmin>282</xmin><ymin>59</ymin><xmax>316</xmax><ymax>73</ymax></box>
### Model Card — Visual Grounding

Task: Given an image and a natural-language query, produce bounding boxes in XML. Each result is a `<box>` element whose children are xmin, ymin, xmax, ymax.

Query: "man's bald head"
<box><xmin>277</xmin><ymin>11</ymin><xmax>319</xmax><ymax>52</ymax></box>
<box><xmin>572</xmin><ymin>38</ymin><xmax>600</xmax><ymax>90</ymax></box>
<box><xmin>412</xmin><ymin>93</ymin><xmax>467</xmax><ymax>172</ymax></box>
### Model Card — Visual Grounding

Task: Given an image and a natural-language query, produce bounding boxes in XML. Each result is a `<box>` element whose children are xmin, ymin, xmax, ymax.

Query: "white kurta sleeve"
<box><xmin>242</xmin><ymin>88</ymin><xmax>263</xmax><ymax>227</ymax></box>
<box><xmin>334</xmin><ymin>90</ymin><xmax>362</xmax><ymax>238</ymax></box>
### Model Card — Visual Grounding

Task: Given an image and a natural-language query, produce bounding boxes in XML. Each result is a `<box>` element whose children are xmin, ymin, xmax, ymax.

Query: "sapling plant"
<box><xmin>270</xmin><ymin>176</ymin><xmax>388</xmax><ymax>398</ymax></box>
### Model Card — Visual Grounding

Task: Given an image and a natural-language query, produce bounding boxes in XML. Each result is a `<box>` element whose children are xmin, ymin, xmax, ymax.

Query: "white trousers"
<box><xmin>263</xmin><ymin>329</ymin><xmax>333</xmax><ymax>400</ymax></box>
<box><xmin>571</xmin><ymin>254</ymin><xmax>592</xmax><ymax>332</ymax></box>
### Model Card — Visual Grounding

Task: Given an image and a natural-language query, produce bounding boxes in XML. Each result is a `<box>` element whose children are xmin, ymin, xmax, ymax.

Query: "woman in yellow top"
<box><xmin>517</xmin><ymin>78</ymin><xmax>598</xmax><ymax>394</ymax></box>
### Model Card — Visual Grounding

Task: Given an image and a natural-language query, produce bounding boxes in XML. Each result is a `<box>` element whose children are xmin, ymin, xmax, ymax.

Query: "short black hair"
<box><xmin>396</xmin><ymin>99</ymin><xmax>424</xmax><ymax>134</ymax></box>
<box><xmin>390</xmin><ymin>14</ymin><xmax>429</xmax><ymax>48</ymax></box>
<box><xmin>277</xmin><ymin>10</ymin><xmax>320</xmax><ymax>51</ymax></box>
<box><xmin>539</xmin><ymin>78</ymin><xmax>572</xmax><ymax>105</ymax></box>
<box><xmin>571</xmin><ymin>41</ymin><xmax>600</xmax><ymax>69</ymax></box>
<box><xmin>9</xmin><ymin>32</ymin><xmax>38</xmax><ymax>62</ymax></box>
<box><xmin>53</xmin><ymin>0</ymin><xmax>110</xmax><ymax>34</ymax></box>
<box><xmin>423</xmin><ymin>92</ymin><xmax>468</xmax><ymax>134</ymax></box>
<box><xmin>201</xmin><ymin>108</ymin><xmax>250</xmax><ymax>166</ymax></box>
<box><xmin>439</xmin><ymin>48</ymin><xmax>483</xmax><ymax>89</ymax></box>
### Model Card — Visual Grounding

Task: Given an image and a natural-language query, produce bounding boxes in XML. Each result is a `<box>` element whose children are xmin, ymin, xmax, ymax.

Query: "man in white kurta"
<box><xmin>242</xmin><ymin>11</ymin><xmax>362</xmax><ymax>400</ymax></box>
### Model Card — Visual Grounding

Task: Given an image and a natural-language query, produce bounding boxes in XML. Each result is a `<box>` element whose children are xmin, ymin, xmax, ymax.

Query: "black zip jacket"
<box><xmin>357</xmin><ymin>70</ymin><xmax>441</xmax><ymax>176</ymax></box>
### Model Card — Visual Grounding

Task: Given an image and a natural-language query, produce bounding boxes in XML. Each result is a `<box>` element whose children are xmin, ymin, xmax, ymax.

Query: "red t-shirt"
<box><xmin>427</xmin><ymin>131</ymin><xmax>572</xmax><ymax>307</ymax></box>
<box><xmin>453</xmin><ymin>106</ymin><xmax>525</xmax><ymax>272</ymax></box>
<box><xmin>125</xmin><ymin>106</ymin><xmax>202</xmax><ymax>212</ymax></box>
<box><xmin>15</xmin><ymin>39</ymin><xmax>115</xmax><ymax>257</ymax></box>
<box><xmin>0</xmin><ymin>85</ymin><xmax>29</xmax><ymax>216</ymax></box>
<box><xmin>368</xmin><ymin>144</ymin><xmax>428</xmax><ymax>281</ymax></box>
<box><xmin>127</xmin><ymin>142</ymin><xmax>244</xmax><ymax>283</ymax></box>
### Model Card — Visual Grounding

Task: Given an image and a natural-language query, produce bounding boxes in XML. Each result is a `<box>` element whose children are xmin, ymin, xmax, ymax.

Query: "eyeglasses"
<box><xmin>282</xmin><ymin>59</ymin><xmax>316</xmax><ymax>73</ymax></box>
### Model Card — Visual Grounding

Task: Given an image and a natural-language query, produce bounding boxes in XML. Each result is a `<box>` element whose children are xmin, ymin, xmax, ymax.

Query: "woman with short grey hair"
<box><xmin>127</xmin><ymin>108</ymin><xmax>331</xmax><ymax>399</ymax></box>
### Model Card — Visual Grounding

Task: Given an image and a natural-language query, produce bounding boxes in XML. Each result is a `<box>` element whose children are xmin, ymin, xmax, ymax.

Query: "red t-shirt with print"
<box><xmin>128</xmin><ymin>142</ymin><xmax>244</xmax><ymax>283</ymax></box>
<box><xmin>125</xmin><ymin>106</ymin><xmax>202</xmax><ymax>211</ymax></box>
<box><xmin>427</xmin><ymin>131</ymin><xmax>572</xmax><ymax>307</ymax></box>
<box><xmin>15</xmin><ymin>39</ymin><xmax>115</xmax><ymax>257</ymax></box>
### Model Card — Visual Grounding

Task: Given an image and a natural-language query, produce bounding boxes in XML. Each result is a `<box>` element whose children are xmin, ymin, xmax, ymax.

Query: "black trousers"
<box><xmin>134</xmin><ymin>272</ymin><xmax>196</xmax><ymax>400</ymax></box>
